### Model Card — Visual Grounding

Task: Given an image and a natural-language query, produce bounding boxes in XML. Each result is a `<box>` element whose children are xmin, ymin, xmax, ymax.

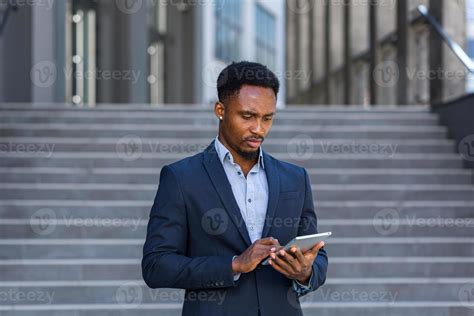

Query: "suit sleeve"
<box><xmin>142</xmin><ymin>165</ymin><xmax>237</xmax><ymax>290</ymax></box>
<box><xmin>293</xmin><ymin>168</ymin><xmax>329</xmax><ymax>296</ymax></box>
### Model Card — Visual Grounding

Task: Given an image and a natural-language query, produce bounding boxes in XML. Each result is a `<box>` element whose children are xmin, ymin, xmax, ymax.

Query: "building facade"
<box><xmin>286</xmin><ymin>0</ymin><xmax>472</xmax><ymax>105</ymax></box>
<box><xmin>0</xmin><ymin>0</ymin><xmax>286</xmax><ymax>107</ymax></box>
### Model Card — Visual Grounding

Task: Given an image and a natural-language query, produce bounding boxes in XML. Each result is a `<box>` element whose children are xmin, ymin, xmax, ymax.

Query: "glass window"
<box><xmin>69</xmin><ymin>0</ymin><xmax>98</xmax><ymax>106</ymax></box>
<box><xmin>255</xmin><ymin>4</ymin><xmax>276</xmax><ymax>70</ymax></box>
<box><xmin>215</xmin><ymin>0</ymin><xmax>242</xmax><ymax>62</ymax></box>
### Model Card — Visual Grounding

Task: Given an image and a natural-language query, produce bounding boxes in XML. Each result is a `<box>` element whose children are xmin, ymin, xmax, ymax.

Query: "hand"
<box><xmin>232</xmin><ymin>237</ymin><xmax>280</xmax><ymax>274</ymax></box>
<box><xmin>268</xmin><ymin>241</ymin><xmax>325</xmax><ymax>284</ymax></box>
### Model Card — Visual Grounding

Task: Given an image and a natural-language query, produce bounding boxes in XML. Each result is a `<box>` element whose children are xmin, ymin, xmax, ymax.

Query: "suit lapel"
<box><xmin>202</xmin><ymin>141</ymin><xmax>252</xmax><ymax>247</ymax></box>
<box><xmin>261</xmin><ymin>151</ymin><xmax>280</xmax><ymax>238</ymax></box>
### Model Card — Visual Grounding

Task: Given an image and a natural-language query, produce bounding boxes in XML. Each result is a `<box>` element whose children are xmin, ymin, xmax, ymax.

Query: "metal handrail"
<box><xmin>0</xmin><ymin>0</ymin><xmax>18</xmax><ymax>35</ymax></box>
<box><xmin>417</xmin><ymin>5</ymin><xmax>474</xmax><ymax>73</ymax></box>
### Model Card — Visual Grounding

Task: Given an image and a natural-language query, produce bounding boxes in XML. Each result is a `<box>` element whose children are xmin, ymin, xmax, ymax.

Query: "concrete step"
<box><xmin>2</xmin><ymin>241</ymin><xmax>474</xmax><ymax>260</ymax></box>
<box><xmin>1</xmin><ymin>171</ymin><xmax>471</xmax><ymax>185</ymax></box>
<box><xmin>0</xmin><ymin>259</ymin><xmax>473</xmax><ymax>281</ymax></box>
<box><xmin>0</xmin><ymin>306</ymin><xmax>472</xmax><ymax>316</ymax></box>
<box><xmin>2</xmin><ymin>202</ymin><xmax>473</xmax><ymax>220</ymax></box>
<box><xmin>0</xmin><ymin>103</ymin><xmax>434</xmax><ymax>113</ymax></box>
<box><xmin>1</xmin><ymin>183</ymin><xmax>473</xmax><ymax>201</ymax></box>
<box><xmin>0</xmin><ymin>106</ymin><xmax>437</xmax><ymax>116</ymax></box>
<box><xmin>0</xmin><ymin>167</ymin><xmax>471</xmax><ymax>185</ymax></box>
<box><xmin>1</xmin><ymin>220</ymin><xmax>473</xmax><ymax>238</ymax></box>
<box><xmin>0</xmin><ymin>305</ymin><xmax>472</xmax><ymax>316</ymax></box>
<box><xmin>1</xmin><ymin>104</ymin><xmax>472</xmax><ymax>316</ymax></box>
<box><xmin>0</xmin><ymin>153</ymin><xmax>464</xmax><ymax>169</ymax></box>
<box><xmin>0</xmin><ymin>137</ymin><xmax>457</xmax><ymax>154</ymax></box>
<box><xmin>0</xmin><ymin>122</ymin><xmax>445</xmax><ymax>131</ymax></box>
<box><xmin>300</xmin><ymin>306</ymin><xmax>474</xmax><ymax>316</ymax></box>
<box><xmin>0</xmin><ymin>114</ymin><xmax>441</xmax><ymax>126</ymax></box>
<box><xmin>0</xmin><ymin>279</ymin><xmax>471</xmax><ymax>305</ymax></box>
<box><xmin>0</xmin><ymin>126</ymin><xmax>447</xmax><ymax>139</ymax></box>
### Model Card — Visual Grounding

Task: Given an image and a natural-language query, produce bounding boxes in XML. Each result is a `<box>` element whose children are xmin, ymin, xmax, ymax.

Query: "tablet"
<box><xmin>261</xmin><ymin>232</ymin><xmax>332</xmax><ymax>265</ymax></box>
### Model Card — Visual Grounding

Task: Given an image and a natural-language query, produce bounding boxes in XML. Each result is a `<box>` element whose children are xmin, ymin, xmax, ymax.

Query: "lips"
<box><xmin>245</xmin><ymin>139</ymin><xmax>263</xmax><ymax>148</ymax></box>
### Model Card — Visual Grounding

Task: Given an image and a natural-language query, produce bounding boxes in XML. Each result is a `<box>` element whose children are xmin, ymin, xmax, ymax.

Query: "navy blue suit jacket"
<box><xmin>142</xmin><ymin>141</ymin><xmax>328</xmax><ymax>316</ymax></box>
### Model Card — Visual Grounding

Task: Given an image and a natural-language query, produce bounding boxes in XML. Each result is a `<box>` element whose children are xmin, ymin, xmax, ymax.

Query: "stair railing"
<box><xmin>0</xmin><ymin>0</ymin><xmax>18</xmax><ymax>36</ymax></box>
<box><xmin>417</xmin><ymin>5</ymin><xmax>474</xmax><ymax>74</ymax></box>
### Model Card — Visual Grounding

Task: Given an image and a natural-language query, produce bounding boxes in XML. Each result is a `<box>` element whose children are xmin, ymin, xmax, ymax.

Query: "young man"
<box><xmin>142</xmin><ymin>61</ymin><xmax>328</xmax><ymax>316</ymax></box>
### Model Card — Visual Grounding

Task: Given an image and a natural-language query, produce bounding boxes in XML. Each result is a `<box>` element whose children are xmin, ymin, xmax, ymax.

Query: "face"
<box><xmin>215</xmin><ymin>84</ymin><xmax>277</xmax><ymax>161</ymax></box>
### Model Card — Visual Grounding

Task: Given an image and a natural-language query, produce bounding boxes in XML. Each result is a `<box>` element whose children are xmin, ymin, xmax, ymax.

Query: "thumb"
<box><xmin>306</xmin><ymin>241</ymin><xmax>325</xmax><ymax>258</ymax></box>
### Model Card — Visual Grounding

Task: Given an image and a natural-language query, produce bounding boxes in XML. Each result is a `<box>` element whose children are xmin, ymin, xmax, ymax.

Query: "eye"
<box><xmin>242</xmin><ymin>115</ymin><xmax>252</xmax><ymax>120</ymax></box>
<box><xmin>264</xmin><ymin>116</ymin><xmax>273</xmax><ymax>121</ymax></box>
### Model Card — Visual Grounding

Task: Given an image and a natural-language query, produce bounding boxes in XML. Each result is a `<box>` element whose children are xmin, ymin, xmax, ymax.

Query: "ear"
<box><xmin>215</xmin><ymin>101</ymin><xmax>225</xmax><ymax>121</ymax></box>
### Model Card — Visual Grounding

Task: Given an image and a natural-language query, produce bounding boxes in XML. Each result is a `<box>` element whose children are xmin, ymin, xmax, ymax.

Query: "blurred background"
<box><xmin>1</xmin><ymin>0</ymin><xmax>474</xmax><ymax>315</ymax></box>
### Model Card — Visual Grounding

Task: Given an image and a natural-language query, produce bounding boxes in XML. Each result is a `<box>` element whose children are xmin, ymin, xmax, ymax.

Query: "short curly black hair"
<box><xmin>217</xmin><ymin>61</ymin><xmax>280</xmax><ymax>103</ymax></box>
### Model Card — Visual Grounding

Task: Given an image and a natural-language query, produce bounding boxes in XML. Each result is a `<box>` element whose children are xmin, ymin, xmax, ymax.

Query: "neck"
<box><xmin>217</xmin><ymin>134</ymin><xmax>259</xmax><ymax>171</ymax></box>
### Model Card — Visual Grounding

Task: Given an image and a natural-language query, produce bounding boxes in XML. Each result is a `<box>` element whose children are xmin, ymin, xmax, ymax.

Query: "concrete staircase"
<box><xmin>0</xmin><ymin>104</ymin><xmax>473</xmax><ymax>316</ymax></box>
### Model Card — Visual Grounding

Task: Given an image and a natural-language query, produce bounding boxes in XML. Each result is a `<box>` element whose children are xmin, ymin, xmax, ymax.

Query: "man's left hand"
<box><xmin>268</xmin><ymin>241</ymin><xmax>325</xmax><ymax>284</ymax></box>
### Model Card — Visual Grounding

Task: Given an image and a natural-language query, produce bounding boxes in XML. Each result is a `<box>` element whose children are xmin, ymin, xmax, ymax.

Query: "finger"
<box><xmin>280</xmin><ymin>251</ymin><xmax>302</xmax><ymax>271</ymax></box>
<box><xmin>258</xmin><ymin>237</ymin><xmax>280</xmax><ymax>246</ymax></box>
<box><xmin>305</xmin><ymin>241</ymin><xmax>325</xmax><ymax>259</ymax></box>
<box><xmin>289</xmin><ymin>246</ymin><xmax>306</xmax><ymax>264</ymax></box>
<box><xmin>268</xmin><ymin>258</ymin><xmax>291</xmax><ymax>278</ymax></box>
<box><xmin>277</xmin><ymin>249</ymin><xmax>297</xmax><ymax>266</ymax></box>
<box><xmin>270</xmin><ymin>251</ymin><xmax>295</xmax><ymax>273</ymax></box>
<box><xmin>269</xmin><ymin>253</ymin><xmax>293</xmax><ymax>276</ymax></box>
<box><xmin>268</xmin><ymin>245</ymin><xmax>284</xmax><ymax>254</ymax></box>
<box><xmin>258</xmin><ymin>245</ymin><xmax>281</xmax><ymax>259</ymax></box>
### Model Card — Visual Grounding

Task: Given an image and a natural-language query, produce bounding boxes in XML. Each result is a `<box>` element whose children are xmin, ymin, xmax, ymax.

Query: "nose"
<box><xmin>250</xmin><ymin>120</ymin><xmax>264</xmax><ymax>136</ymax></box>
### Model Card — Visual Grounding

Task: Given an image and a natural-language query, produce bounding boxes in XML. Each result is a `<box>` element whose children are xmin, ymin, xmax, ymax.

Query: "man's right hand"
<box><xmin>232</xmin><ymin>237</ymin><xmax>281</xmax><ymax>274</ymax></box>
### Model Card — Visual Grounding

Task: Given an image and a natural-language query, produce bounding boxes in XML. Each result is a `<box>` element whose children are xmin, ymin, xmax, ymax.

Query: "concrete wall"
<box><xmin>441</xmin><ymin>0</ymin><xmax>468</xmax><ymax>103</ymax></box>
<box><xmin>96</xmin><ymin>0</ymin><xmax>149</xmax><ymax>104</ymax></box>
<box><xmin>165</xmin><ymin>3</ymin><xmax>196</xmax><ymax>104</ymax></box>
<box><xmin>377</xmin><ymin>0</ymin><xmax>397</xmax><ymax>40</ymax></box>
<box><xmin>31</xmin><ymin>1</ymin><xmax>56</xmax><ymax>103</ymax></box>
<box><xmin>0</xmin><ymin>20</ymin><xmax>4</xmax><ymax>102</ymax></box>
<box><xmin>351</xmin><ymin>0</ymin><xmax>369</xmax><ymax>57</ymax></box>
<box><xmin>0</xmin><ymin>3</ymin><xmax>32</xmax><ymax>102</ymax></box>
<box><xmin>313</xmin><ymin>0</ymin><xmax>327</xmax><ymax>82</ymax></box>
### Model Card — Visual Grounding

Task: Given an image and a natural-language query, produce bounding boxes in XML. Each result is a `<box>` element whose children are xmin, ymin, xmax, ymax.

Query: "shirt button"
<box><xmin>248</xmin><ymin>198</ymin><xmax>252</xmax><ymax>203</ymax></box>
<box><xmin>250</xmin><ymin>226</ymin><xmax>254</xmax><ymax>231</ymax></box>
<box><xmin>238</xmin><ymin>171</ymin><xmax>241</xmax><ymax>175</ymax></box>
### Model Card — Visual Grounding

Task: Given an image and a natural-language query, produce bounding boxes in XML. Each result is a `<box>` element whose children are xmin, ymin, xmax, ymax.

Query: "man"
<box><xmin>142</xmin><ymin>61</ymin><xmax>328</xmax><ymax>316</ymax></box>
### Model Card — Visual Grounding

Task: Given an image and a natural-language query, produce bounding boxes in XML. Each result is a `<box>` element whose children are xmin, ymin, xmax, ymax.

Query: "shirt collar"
<box><xmin>214</xmin><ymin>136</ymin><xmax>265</xmax><ymax>170</ymax></box>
